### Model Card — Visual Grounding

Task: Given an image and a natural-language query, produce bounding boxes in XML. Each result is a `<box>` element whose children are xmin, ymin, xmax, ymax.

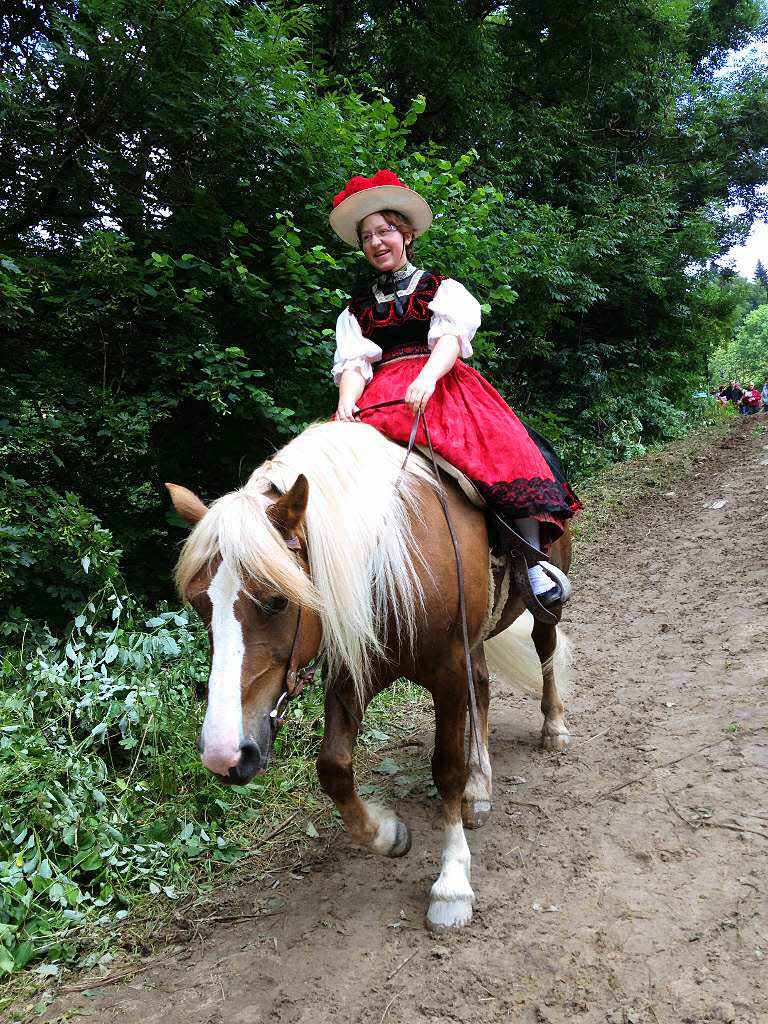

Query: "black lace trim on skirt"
<box><xmin>472</xmin><ymin>476</ymin><xmax>580</xmax><ymax>521</ymax></box>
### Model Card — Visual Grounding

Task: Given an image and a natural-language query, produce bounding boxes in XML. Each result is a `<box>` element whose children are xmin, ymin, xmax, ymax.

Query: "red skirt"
<box><xmin>355</xmin><ymin>347</ymin><xmax>581</xmax><ymax>546</ymax></box>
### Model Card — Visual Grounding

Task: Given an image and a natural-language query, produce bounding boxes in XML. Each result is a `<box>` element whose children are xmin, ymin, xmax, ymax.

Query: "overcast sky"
<box><xmin>720</xmin><ymin>219</ymin><xmax>768</xmax><ymax>278</ymax></box>
<box><xmin>716</xmin><ymin>40</ymin><xmax>768</xmax><ymax>280</ymax></box>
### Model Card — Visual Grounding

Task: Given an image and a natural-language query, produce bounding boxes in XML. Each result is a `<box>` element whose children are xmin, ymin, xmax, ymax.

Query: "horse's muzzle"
<box><xmin>197</xmin><ymin>731</ymin><xmax>271</xmax><ymax>784</ymax></box>
<box><xmin>228</xmin><ymin>737</ymin><xmax>270</xmax><ymax>783</ymax></box>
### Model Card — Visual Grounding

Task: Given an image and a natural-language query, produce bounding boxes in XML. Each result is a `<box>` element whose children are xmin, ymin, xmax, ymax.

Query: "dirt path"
<box><xmin>47</xmin><ymin>419</ymin><xmax>768</xmax><ymax>1024</ymax></box>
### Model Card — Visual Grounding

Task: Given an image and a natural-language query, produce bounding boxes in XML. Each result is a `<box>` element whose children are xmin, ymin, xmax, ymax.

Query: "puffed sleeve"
<box><xmin>332</xmin><ymin>307</ymin><xmax>382</xmax><ymax>385</ymax></box>
<box><xmin>427</xmin><ymin>278</ymin><xmax>481</xmax><ymax>359</ymax></box>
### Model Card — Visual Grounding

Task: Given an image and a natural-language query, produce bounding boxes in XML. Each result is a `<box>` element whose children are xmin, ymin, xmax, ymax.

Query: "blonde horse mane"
<box><xmin>175</xmin><ymin>421</ymin><xmax>438</xmax><ymax>703</ymax></box>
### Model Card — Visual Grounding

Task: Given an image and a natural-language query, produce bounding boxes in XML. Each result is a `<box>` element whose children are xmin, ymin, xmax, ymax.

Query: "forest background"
<box><xmin>2</xmin><ymin>0</ymin><xmax>768</xmax><ymax>980</ymax></box>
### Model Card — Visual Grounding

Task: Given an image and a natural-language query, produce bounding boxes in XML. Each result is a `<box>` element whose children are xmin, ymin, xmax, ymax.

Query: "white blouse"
<box><xmin>332</xmin><ymin>277</ymin><xmax>481</xmax><ymax>385</ymax></box>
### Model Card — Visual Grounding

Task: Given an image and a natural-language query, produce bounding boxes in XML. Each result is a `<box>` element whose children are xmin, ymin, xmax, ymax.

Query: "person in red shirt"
<box><xmin>740</xmin><ymin>384</ymin><xmax>761</xmax><ymax>415</ymax></box>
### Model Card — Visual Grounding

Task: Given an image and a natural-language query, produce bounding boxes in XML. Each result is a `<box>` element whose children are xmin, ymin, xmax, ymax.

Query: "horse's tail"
<box><xmin>482</xmin><ymin>612</ymin><xmax>570</xmax><ymax>699</ymax></box>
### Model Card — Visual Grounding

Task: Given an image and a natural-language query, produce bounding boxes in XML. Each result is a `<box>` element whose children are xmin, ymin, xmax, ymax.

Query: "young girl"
<box><xmin>329</xmin><ymin>170</ymin><xmax>581</xmax><ymax>606</ymax></box>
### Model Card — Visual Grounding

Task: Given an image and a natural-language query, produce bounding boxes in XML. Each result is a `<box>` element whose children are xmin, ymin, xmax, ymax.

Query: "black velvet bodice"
<box><xmin>348</xmin><ymin>270</ymin><xmax>445</xmax><ymax>353</ymax></box>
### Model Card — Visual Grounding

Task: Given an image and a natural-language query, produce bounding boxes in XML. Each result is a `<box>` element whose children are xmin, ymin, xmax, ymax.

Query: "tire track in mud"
<box><xmin>45</xmin><ymin>420</ymin><xmax>768</xmax><ymax>1024</ymax></box>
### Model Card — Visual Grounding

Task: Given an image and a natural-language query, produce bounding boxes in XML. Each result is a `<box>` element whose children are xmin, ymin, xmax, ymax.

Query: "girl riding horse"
<box><xmin>164</xmin><ymin>171</ymin><xmax>577</xmax><ymax>931</ymax></box>
<box><xmin>329</xmin><ymin>169</ymin><xmax>581</xmax><ymax>605</ymax></box>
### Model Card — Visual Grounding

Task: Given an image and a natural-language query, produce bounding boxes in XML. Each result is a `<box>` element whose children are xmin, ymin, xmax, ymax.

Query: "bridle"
<box><xmin>269</xmin><ymin>608</ymin><xmax>322</xmax><ymax>731</ymax></box>
<box><xmin>269</xmin><ymin>400</ymin><xmax>564</xmax><ymax>768</ymax></box>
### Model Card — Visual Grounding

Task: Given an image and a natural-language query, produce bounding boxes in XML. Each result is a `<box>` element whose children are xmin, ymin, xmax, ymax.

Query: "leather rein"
<box><xmin>271</xmin><ymin>400</ymin><xmax>560</xmax><ymax>770</ymax></box>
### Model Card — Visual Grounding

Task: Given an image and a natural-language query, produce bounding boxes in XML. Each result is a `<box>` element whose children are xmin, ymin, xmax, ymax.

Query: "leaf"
<box><xmin>373</xmin><ymin>757</ymin><xmax>400</xmax><ymax>775</ymax></box>
<box><xmin>103</xmin><ymin>644</ymin><xmax>119</xmax><ymax>664</ymax></box>
<box><xmin>77</xmin><ymin>849</ymin><xmax>102</xmax><ymax>872</ymax></box>
<box><xmin>0</xmin><ymin>946</ymin><xmax>14</xmax><ymax>974</ymax></box>
<box><xmin>36</xmin><ymin>963</ymin><xmax>60</xmax><ymax>978</ymax></box>
<box><xmin>305</xmin><ymin>821</ymin><xmax>319</xmax><ymax>838</ymax></box>
<box><xmin>81</xmin><ymin>555</ymin><xmax>90</xmax><ymax>574</ymax></box>
<box><xmin>14</xmin><ymin>940</ymin><xmax>35</xmax><ymax>970</ymax></box>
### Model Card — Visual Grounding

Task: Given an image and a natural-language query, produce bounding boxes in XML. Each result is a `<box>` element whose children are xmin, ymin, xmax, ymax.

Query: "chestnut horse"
<box><xmin>167</xmin><ymin>420</ymin><xmax>570</xmax><ymax>931</ymax></box>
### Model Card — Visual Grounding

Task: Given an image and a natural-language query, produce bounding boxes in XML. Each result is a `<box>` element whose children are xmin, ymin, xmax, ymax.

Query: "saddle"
<box><xmin>358</xmin><ymin>400</ymin><xmax>566</xmax><ymax>625</ymax></box>
<box><xmin>410</xmin><ymin>445</ymin><xmax>567</xmax><ymax>626</ymax></box>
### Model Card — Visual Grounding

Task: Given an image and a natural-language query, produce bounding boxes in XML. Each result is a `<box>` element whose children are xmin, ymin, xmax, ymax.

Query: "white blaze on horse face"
<box><xmin>201</xmin><ymin>560</ymin><xmax>246</xmax><ymax>776</ymax></box>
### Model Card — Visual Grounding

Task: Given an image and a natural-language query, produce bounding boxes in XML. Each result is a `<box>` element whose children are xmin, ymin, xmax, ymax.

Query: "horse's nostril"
<box><xmin>228</xmin><ymin>738</ymin><xmax>264</xmax><ymax>784</ymax></box>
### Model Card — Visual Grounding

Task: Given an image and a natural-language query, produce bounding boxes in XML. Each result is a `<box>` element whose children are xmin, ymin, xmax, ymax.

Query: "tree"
<box><xmin>3</xmin><ymin>0</ymin><xmax>768</xmax><ymax>622</ymax></box>
<box><xmin>710</xmin><ymin>304</ymin><xmax>768</xmax><ymax>386</ymax></box>
<box><xmin>755</xmin><ymin>259</ymin><xmax>768</xmax><ymax>301</ymax></box>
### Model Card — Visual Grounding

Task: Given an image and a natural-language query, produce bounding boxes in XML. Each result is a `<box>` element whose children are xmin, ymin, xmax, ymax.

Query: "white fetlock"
<box><xmin>541</xmin><ymin>720</ymin><xmax>570</xmax><ymax>752</ymax></box>
<box><xmin>426</xmin><ymin>822</ymin><xmax>475</xmax><ymax>931</ymax></box>
<box><xmin>463</xmin><ymin>736</ymin><xmax>492</xmax><ymax>828</ymax></box>
<box><xmin>463</xmin><ymin>771</ymin><xmax>492</xmax><ymax>805</ymax></box>
<box><xmin>462</xmin><ymin>768</ymin><xmax>492</xmax><ymax>829</ymax></box>
<box><xmin>364</xmin><ymin>802</ymin><xmax>411</xmax><ymax>857</ymax></box>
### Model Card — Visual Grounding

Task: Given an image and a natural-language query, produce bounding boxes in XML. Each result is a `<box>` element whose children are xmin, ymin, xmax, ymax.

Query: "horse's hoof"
<box><xmin>541</xmin><ymin>727</ymin><xmax>570</xmax><ymax>752</ymax></box>
<box><xmin>364</xmin><ymin>803</ymin><xmax>412</xmax><ymax>857</ymax></box>
<box><xmin>426</xmin><ymin>897</ymin><xmax>473</xmax><ymax>931</ymax></box>
<box><xmin>386</xmin><ymin>817</ymin><xmax>412</xmax><ymax>858</ymax></box>
<box><xmin>461</xmin><ymin>798</ymin><xmax>491</xmax><ymax>829</ymax></box>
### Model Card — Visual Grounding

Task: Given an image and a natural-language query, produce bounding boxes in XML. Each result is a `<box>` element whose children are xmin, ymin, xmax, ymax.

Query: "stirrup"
<box><xmin>536</xmin><ymin>561</ymin><xmax>572</xmax><ymax>606</ymax></box>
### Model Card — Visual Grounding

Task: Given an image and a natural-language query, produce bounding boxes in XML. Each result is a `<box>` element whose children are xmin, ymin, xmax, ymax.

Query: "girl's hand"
<box><xmin>405</xmin><ymin>372</ymin><xmax>436</xmax><ymax>415</ymax></box>
<box><xmin>336</xmin><ymin>399</ymin><xmax>360</xmax><ymax>422</ymax></box>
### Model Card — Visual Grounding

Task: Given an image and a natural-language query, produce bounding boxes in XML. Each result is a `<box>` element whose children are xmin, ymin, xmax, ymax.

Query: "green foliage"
<box><xmin>0</xmin><ymin>474</ymin><xmax>122</xmax><ymax>625</ymax></box>
<box><xmin>4</xmin><ymin>1</ymin><xmax>768</xmax><ymax>977</ymax></box>
<box><xmin>0</xmin><ymin>592</ymin><xmax>213</xmax><ymax>973</ymax></box>
<box><xmin>710</xmin><ymin>304</ymin><xmax>768</xmax><ymax>386</ymax></box>
<box><xmin>3</xmin><ymin>1</ymin><xmax>768</xmax><ymax>622</ymax></box>
<box><xmin>755</xmin><ymin>259</ymin><xmax>768</xmax><ymax>301</ymax></box>
<box><xmin>0</xmin><ymin>584</ymin><xmax>427</xmax><ymax>975</ymax></box>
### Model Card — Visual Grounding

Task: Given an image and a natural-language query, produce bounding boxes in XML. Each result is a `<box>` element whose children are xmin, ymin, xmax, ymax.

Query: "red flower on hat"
<box><xmin>331</xmin><ymin>170</ymin><xmax>406</xmax><ymax>209</ymax></box>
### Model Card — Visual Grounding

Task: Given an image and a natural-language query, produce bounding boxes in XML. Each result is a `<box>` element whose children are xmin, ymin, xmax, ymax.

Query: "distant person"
<box><xmin>762</xmin><ymin>376</ymin><xmax>768</xmax><ymax>412</ymax></box>
<box><xmin>723</xmin><ymin>379</ymin><xmax>742</xmax><ymax>404</ymax></box>
<box><xmin>741</xmin><ymin>384</ymin><xmax>761</xmax><ymax>415</ymax></box>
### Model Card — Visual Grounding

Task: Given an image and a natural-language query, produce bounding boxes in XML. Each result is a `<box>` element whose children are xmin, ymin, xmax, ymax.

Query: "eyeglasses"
<box><xmin>359</xmin><ymin>224</ymin><xmax>399</xmax><ymax>246</ymax></box>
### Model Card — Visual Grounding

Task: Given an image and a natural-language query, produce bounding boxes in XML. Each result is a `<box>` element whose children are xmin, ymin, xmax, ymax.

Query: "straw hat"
<box><xmin>329</xmin><ymin>170</ymin><xmax>433</xmax><ymax>247</ymax></box>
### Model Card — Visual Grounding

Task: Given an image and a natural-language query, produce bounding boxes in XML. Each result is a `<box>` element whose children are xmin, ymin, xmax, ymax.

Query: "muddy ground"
<box><xmin>45</xmin><ymin>418</ymin><xmax>767</xmax><ymax>1023</ymax></box>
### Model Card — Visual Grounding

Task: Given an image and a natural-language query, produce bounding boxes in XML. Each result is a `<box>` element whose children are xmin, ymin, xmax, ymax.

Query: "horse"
<box><xmin>166</xmin><ymin>419</ymin><xmax>571</xmax><ymax>931</ymax></box>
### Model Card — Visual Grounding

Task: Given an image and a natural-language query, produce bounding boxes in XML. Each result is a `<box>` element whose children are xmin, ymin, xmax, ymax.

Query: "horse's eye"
<box><xmin>262</xmin><ymin>596</ymin><xmax>289</xmax><ymax>617</ymax></box>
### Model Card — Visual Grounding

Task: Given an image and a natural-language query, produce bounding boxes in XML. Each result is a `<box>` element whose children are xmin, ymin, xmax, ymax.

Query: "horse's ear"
<box><xmin>267</xmin><ymin>474</ymin><xmax>309</xmax><ymax>538</ymax></box>
<box><xmin>165</xmin><ymin>483</ymin><xmax>208</xmax><ymax>527</ymax></box>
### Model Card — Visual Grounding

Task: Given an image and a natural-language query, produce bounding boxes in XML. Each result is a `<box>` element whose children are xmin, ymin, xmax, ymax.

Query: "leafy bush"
<box><xmin>0</xmin><ymin>473</ymin><xmax>122</xmax><ymax>626</ymax></box>
<box><xmin>0</xmin><ymin>583</ymin><xmax>423</xmax><ymax>975</ymax></box>
<box><xmin>0</xmin><ymin>590</ymin><xmax>215</xmax><ymax>972</ymax></box>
